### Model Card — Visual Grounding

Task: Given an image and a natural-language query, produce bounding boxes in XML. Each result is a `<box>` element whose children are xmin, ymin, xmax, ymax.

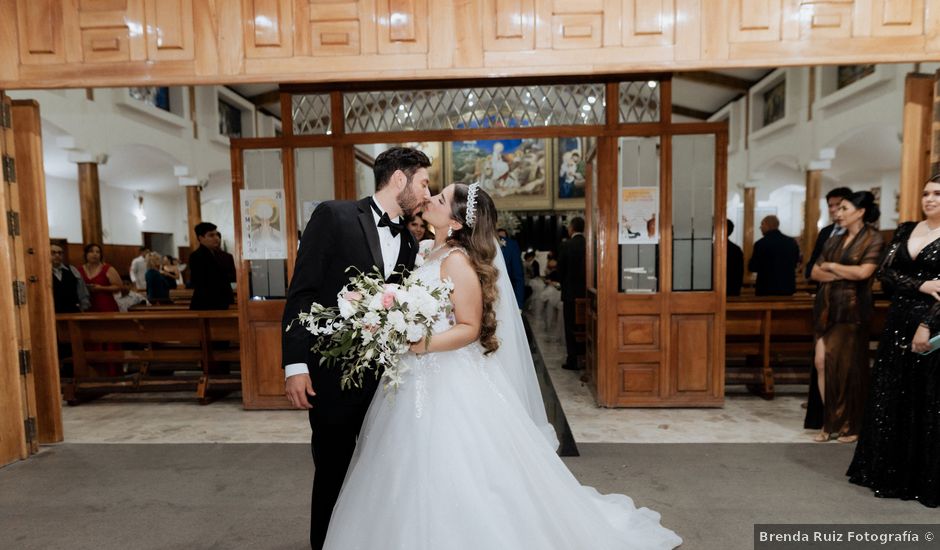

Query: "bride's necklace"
<box><xmin>427</xmin><ymin>241</ymin><xmax>448</xmax><ymax>256</ymax></box>
<box><xmin>925</xmin><ymin>221</ymin><xmax>940</xmax><ymax>233</ymax></box>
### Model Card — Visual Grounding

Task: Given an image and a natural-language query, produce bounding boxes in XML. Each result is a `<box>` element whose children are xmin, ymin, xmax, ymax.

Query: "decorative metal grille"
<box><xmin>342</xmin><ymin>84</ymin><xmax>606</xmax><ymax>133</ymax></box>
<box><xmin>292</xmin><ymin>94</ymin><xmax>332</xmax><ymax>135</ymax></box>
<box><xmin>619</xmin><ymin>81</ymin><xmax>660</xmax><ymax>123</ymax></box>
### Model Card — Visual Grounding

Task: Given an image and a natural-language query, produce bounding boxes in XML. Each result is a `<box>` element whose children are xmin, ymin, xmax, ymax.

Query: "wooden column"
<box><xmin>803</xmin><ymin>170</ymin><xmax>822</xmax><ymax>262</ymax></box>
<box><xmin>743</xmin><ymin>187</ymin><xmax>756</xmax><ymax>270</ymax></box>
<box><xmin>186</xmin><ymin>185</ymin><xmax>202</xmax><ymax>252</ymax></box>
<box><xmin>900</xmin><ymin>73</ymin><xmax>933</xmax><ymax>223</ymax></box>
<box><xmin>78</xmin><ymin>162</ymin><xmax>103</xmax><ymax>244</ymax></box>
<box><xmin>12</xmin><ymin>100</ymin><xmax>63</xmax><ymax>443</ymax></box>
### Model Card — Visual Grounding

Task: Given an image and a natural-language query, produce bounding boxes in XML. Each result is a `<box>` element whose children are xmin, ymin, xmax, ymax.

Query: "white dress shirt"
<box><xmin>285</xmin><ymin>196</ymin><xmax>402</xmax><ymax>379</ymax></box>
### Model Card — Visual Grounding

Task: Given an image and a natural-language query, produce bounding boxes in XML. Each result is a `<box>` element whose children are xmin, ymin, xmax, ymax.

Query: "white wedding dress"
<box><xmin>322</xmin><ymin>248</ymin><xmax>682</xmax><ymax>550</ymax></box>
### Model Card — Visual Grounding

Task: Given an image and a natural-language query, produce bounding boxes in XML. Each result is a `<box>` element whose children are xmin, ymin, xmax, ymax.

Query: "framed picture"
<box><xmin>445</xmin><ymin>138</ymin><xmax>550</xmax><ymax>210</ymax></box>
<box><xmin>554</xmin><ymin>137</ymin><xmax>593</xmax><ymax>209</ymax></box>
<box><xmin>762</xmin><ymin>79</ymin><xmax>786</xmax><ymax>127</ymax></box>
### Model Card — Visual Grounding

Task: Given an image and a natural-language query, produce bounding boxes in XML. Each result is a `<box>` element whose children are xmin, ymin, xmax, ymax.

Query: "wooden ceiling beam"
<box><xmin>247</xmin><ymin>89</ymin><xmax>281</xmax><ymax>106</ymax></box>
<box><xmin>675</xmin><ymin>71</ymin><xmax>755</xmax><ymax>92</ymax></box>
<box><xmin>671</xmin><ymin>104</ymin><xmax>712</xmax><ymax>120</ymax></box>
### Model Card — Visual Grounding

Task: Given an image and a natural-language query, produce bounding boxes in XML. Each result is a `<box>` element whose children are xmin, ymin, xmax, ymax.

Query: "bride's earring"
<box><xmin>447</xmin><ymin>226</ymin><xmax>453</xmax><ymax>238</ymax></box>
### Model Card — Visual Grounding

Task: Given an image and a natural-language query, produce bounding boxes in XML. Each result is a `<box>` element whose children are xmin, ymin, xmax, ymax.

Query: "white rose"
<box><xmin>387</xmin><ymin>310</ymin><xmax>407</xmax><ymax>333</ymax></box>
<box><xmin>363</xmin><ymin>311</ymin><xmax>381</xmax><ymax>327</ymax></box>
<box><xmin>338</xmin><ymin>297</ymin><xmax>356</xmax><ymax>319</ymax></box>
<box><xmin>406</xmin><ymin>323</ymin><xmax>425</xmax><ymax>342</ymax></box>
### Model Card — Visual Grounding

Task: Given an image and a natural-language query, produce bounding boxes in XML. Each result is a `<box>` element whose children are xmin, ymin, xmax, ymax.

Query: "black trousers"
<box><xmin>308</xmin><ymin>407</ymin><xmax>368</xmax><ymax>550</ymax></box>
<box><xmin>563</xmin><ymin>298</ymin><xmax>581</xmax><ymax>369</ymax></box>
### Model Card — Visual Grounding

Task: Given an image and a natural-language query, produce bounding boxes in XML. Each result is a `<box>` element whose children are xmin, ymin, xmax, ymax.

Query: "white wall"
<box><xmin>7</xmin><ymin>86</ymin><xmax>255</xmax><ymax>251</ymax></box>
<box><xmin>720</xmin><ymin>63</ymin><xmax>923</xmax><ymax>246</ymax></box>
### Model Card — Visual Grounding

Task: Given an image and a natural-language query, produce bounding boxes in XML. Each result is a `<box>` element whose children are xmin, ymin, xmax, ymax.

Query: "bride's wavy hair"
<box><xmin>447</xmin><ymin>183</ymin><xmax>500</xmax><ymax>355</ymax></box>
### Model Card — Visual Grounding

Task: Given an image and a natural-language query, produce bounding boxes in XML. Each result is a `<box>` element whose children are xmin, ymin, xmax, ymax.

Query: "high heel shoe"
<box><xmin>813</xmin><ymin>431</ymin><xmax>832</xmax><ymax>442</ymax></box>
<box><xmin>836</xmin><ymin>433</ymin><xmax>858</xmax><ymax>443</ymax></box>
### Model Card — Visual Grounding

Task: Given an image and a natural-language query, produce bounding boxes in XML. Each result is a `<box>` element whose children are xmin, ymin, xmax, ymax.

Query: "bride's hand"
<box><xmin>912</xmin><ymin>324</ymin><xmax>932</xmax><ymax>354</ymax></box>
<box><xmin>409</xmin><ymin>338</ymin><xmax>426</xmax><ymax>354</ymax></box>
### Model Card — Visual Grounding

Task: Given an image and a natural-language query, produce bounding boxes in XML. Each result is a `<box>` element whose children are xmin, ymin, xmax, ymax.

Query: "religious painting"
<box><xmin>445</xmin><ymin>138</ymin><xmax>550</xmax><ymax>210</ymax></box>
<box><xmin>555</xmin><ymin>137</ymin><xmax>594</xmax><ymax>209</ymax></box>
<box><xmin>762</xmin><ymin>79</ymin><xmax>786</xmax><ymax>127</ymax></box>
<box><xmin>218</xmin><ymin>99</ymin><xmax>243</xmax><ymax>139</ymax></box>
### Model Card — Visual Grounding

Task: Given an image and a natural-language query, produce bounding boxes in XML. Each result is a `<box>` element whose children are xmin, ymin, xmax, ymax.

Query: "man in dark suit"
<box><xmin>188</xmin><ymin>222</ymin><xmax>236</xmax><ymax>310</ymax></box>
<box><xmin>726</xmin><ymin>219</ymin><xmax>744</xmax><ymax>297</ymax></box>
<box><xmin>748</xmin><ymin>215</ymin><xmax>801</xmax><ymax>296</ymax></box>
<box><xmin>804</xmin><ymin>186</ymin><xmax>853</xmax><ymax>280</ymax></box>
<box><xmin>558</xmin><ymin>216</ymin><xmax>586</xmax><ymax>370</ymax></box>
<box><xmin>282</xmin><ymin>147</ymin><xmax>430</xmax><ymax>550</ymax></box>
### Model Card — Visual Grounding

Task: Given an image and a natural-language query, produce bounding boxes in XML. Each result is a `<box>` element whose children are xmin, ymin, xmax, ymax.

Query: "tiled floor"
<box><xmin>59</xmin><ymin>320</ymin><xmax>820</xmax><ymax>445</ymax></box>
<box><xmin>528</xmin><ymin>319</ymin><xmax>817</xmax><ymax>444</ymax></box>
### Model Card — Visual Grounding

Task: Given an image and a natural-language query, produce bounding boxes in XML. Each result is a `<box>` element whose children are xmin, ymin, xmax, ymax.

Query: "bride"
<box><xmin>322</xmin><ymin>183</ymin><xmax>682</xmax><ymax>549</ymax></box>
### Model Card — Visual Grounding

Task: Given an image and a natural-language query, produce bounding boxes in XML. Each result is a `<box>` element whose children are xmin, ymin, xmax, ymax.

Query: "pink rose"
<box><xmin>344</xmin><ymin>291</ymin><xmax>362</xmax><ymax>302</ymax></box>
<box><xmin>382</xmin><ymin>291</ymin><xmax>396</xmax><ymax>309</ymax></box>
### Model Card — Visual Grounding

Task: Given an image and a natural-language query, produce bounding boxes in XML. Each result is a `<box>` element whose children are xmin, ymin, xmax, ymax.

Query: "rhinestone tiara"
<box><xmin>465</xmin><ymin>182</ymin><xmax>480</xmax><ymax>227</ymax></box>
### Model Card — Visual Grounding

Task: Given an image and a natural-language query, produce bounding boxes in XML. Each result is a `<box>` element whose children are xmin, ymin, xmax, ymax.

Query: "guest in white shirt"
<box><xmin>129</xmin><ymin>246</ymin><xmax>150</xmax><ymax>290</ymax></box>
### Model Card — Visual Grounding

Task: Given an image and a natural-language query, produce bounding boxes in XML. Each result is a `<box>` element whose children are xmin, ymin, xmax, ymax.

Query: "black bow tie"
<box><xmin>378</xmin><ymin>212</ymin><xmax>404</xmax><ymax>237</ymax></box>
<box><xmin>370</xmin><ymin>200</ymin><xmax>404</xmax><ymax>237</ymax></box>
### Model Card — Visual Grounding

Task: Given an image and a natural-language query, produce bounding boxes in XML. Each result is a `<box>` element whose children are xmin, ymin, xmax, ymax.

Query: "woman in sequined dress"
<box><xmin>809</xmin><ymin>191</ymin><xmax>883</xmax><ymax>443</ymax></box>
<box><xmin>847</xmin><ymin>177</ymin><xmax>940</xmax><ymax>508</ymax></box>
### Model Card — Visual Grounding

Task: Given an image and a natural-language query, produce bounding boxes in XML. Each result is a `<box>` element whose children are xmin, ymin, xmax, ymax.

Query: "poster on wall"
<box><xmin>241</xmin><ymin>189</ymin><xmax>287</xmax><ymax>260</ymax></box>
<box><xmin>619</xmin><ymin>186</ymin><xmax>659</xmax><ymax>245</ymax></box>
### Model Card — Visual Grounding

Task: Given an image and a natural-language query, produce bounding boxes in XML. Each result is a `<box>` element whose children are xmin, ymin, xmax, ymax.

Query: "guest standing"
<box><xmin>808</xmin><ymin>192</ymin><xmax>883</xmax><ymax>442</ymax></box>
<box><xmin>406</xmin><ymin>212</ymin><xmax>432</xmax><ymax>242</ymax></box>
<box><xmin>804</xmin><ymin>187</ymin><xmax>856</xmax><ymax>430</ymax></box>
<box><xmin>78</xmin><ymin>243</ymin><xmax>123</xmax><ymax>376</ymax></box>
<box><xmin>129</xmin><ymin>246</ymin><xmax>150</xmax><ymax>291</ymax></box>
<box><xmin>848</xmin><ymin>176</ymin><xmax>940</xmax><ymax>508</ymax></box>
<box><xmin>51</xmin><ymin>243</ymin><xmax>90</xmax><ymax>313</ymax></box>
<box><xmin>189</xmin><ymin>222</ymin><xmax>236</xmax><ymax>310</ymax></box>
<box><xmin>79</xmin><ymin>243</ymin><xmax>121</xmax><ymax>313</ymax></box>
<box><xmin>748</xmin><ymin>215</ymin><xmax>801</xmax><ymax>296</ymax></box>
<box><xmin>558</xmin><ymin>217</ymin><xmax>586</xmax><ymax>370</ymax></box>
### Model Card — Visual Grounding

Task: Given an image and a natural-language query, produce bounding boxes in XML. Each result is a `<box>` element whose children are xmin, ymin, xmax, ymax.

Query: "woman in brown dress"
<box><xmin>810</xmin><ymin>191</ymin><xmax>883</xmax><ymax>443</ymax></box>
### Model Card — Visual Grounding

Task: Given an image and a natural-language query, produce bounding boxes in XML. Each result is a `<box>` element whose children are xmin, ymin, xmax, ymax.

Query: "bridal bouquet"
<box><xmin>294</xmin><ymin>268</ymin><xmax>453</xmax><ymax>390</ymax></box>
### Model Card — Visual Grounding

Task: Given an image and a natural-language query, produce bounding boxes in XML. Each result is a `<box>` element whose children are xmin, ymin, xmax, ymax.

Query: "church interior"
<box><xmin>2</xmin><ymin>2</ymin><xmax>940</xmax><ymax>548</ymax></box>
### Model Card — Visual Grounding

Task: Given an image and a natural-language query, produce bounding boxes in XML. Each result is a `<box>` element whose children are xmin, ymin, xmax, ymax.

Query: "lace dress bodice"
<box><xmin>412</xmin><ymin>246</ymin><xmax>465</xmax><ymax>334</ymax></box>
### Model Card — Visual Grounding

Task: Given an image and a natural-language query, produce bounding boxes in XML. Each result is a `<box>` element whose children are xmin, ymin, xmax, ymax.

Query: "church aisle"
<box><xmin>1</xmin><ymin>443</ymin><xmax>935</xmax><ymax>550</ymax></box>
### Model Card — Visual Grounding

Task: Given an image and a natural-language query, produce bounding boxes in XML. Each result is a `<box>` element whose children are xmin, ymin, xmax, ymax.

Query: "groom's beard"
<box><xmin>397</xmin><ymin>183</ymin><xmax>424</xmax><ymax>216</ymax></box>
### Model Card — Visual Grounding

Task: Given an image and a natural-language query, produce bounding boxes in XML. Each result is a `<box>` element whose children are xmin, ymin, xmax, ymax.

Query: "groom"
<box><xmin>282</xmin><ymin>147</ymin><xmax>431</xmax><ymax>549</ymax></box>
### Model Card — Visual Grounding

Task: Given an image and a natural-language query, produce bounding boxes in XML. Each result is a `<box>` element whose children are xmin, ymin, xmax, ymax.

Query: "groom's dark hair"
<box><xmin>374</xmin><ymin>147</ymin><xmax>431</xmax><ymax>191</ymax></box>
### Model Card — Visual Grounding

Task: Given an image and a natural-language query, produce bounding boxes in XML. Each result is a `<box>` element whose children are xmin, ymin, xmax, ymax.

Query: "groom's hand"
<box><xmin>285</xmin><ymin>374</ymin><xmax>315</xmax><ymax>409</ymax></box>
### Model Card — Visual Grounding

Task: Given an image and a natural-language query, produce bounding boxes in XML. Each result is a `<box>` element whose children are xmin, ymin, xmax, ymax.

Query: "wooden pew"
<box><xmin>725</xmin><ymin>296</ymin><xmax>888</xmax><ymax>399</ymax></box>
<box><xmin>55</xmin><ymin>310</ymin><xmax>240</xmax><ymax>404</ymax></box>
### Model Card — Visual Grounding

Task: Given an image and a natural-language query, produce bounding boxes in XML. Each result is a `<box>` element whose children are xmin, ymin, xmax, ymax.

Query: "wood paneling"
<box><xmin>244</xmin><ymin>0</ymin><xmax>294</xmax><ymax>58</ymax></box>
<box><xmin>15</xmin><ymin>0</ymin><xmax>65</xmax><ymax>65</ymax></box>
<box><xmin>377</xmin><ymin>0</ymin><xmax>428</xmax><ymax>53</ymax></box>
<box><xmin>484</xmin><ymin>0</ymin><xmax>535</xmax><ymax>51</ymax></box>
<box><xmin>619</xmin><ymin>363</ymin><xmax>660</xmax><ymax>395</ymax></box>
<box><xmin>900</xmin><ymin>73</ymin><xmax>933</xmax><ymax>222</ymax></box>
<box><xmin>622</xmin><ymin>0</ymin><xmax>675</xmax><ymax>47</ymax></box>
<box><xmin>145</xmin><ymin>0</ymin><xmax>196</xmax><ymax>61</ymax></box>
<box><xmin>3</xmin><ymin>0</ymin><xmax>940</xmax><ymax>87</ymax></box>
<box><xmin>12</xmin><ymin>100</ymin><xmax>63</xmax><ymax>444</ymax></box>
<box><xmin>0</xmin><ymin>93</ymin><xmax>28</xmax><ymax>466</ymax></box>
<box><xmin>617</xmin><ymin>315</ymin><xmax>660</xmax><ymax>350</ymax></box>
<box><xmin>671</xmin><ymin>314</ymin><xmax>712</xmax><ymax>392</ymax></box>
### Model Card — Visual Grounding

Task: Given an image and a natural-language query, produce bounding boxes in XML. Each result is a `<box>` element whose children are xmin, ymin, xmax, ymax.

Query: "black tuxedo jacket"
<box><xmin>281</xmin><ymin>197</ymin><xmax>418</xmax><ymax>422</ymax></box>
